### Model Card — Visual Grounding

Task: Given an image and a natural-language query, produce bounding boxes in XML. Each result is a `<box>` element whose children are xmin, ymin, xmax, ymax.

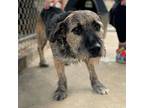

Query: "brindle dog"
<box><xmin>36</xmin><ymin>7</ymin><xmax>109</xmax><ymax>101</ymax></box>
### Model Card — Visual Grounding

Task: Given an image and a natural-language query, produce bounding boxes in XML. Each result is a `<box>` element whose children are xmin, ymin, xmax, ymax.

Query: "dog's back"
<box><xmin>40</xmin><ymin>7</ymin><xmax>63</xmax><ymax>24</ymax></box>
<box><xmin>40</xmin><ymin>7</ymin><xmax>72</xmax><ymax>41</ymax></box>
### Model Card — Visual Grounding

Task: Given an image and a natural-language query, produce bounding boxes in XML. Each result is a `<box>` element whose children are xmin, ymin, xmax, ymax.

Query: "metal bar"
<box><xmin>18</xmin><ymin>33</ymin><xmax>37</xmax><ymax>43</ymax></box>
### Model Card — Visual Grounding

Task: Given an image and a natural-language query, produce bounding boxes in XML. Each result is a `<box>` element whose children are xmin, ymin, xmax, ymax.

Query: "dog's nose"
<box><xmin>88</xmin><ymin>43</ymin><xmax>101</xmax><ymax>57</ymax></box>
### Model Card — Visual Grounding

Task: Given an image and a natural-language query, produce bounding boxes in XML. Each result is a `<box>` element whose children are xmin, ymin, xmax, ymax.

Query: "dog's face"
<box><xmin>52</xmin><ymin>10</ymin><xmax>105</xmax><ymax>58</ymax></box>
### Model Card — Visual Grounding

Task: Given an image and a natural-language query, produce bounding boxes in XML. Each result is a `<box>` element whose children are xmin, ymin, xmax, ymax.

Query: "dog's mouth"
<box><xmin>76</xmin><ymin>46</ymin><xmax>100</xmax><ymax>59</ymax></box>
<box><xmin>88</xmin><ymin>47</ymin><xmax>101</xmax><ymax>58</ymax></box>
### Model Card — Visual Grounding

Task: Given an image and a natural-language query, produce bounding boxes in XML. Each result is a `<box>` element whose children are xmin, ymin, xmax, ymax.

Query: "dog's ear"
<box><xmin>50</xmin><ymin>22</ymin><xmax>68</xmax><ymax>42</ymax></box>
<box><xmin>49</xmin><ymin>12</ymin><xmax>72</xmax><ymax>43</ymax></box>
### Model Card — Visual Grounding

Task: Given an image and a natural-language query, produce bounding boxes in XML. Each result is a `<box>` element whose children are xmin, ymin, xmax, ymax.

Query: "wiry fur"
<box><xmin>36</xmin><ymin>7</ymin><xmax>109</xmax><ymax>101</ymax></box>
<box><xmin>40</xmin><ymin>7</ymin><xmax>106</xmax><ymax>65</ymax></box>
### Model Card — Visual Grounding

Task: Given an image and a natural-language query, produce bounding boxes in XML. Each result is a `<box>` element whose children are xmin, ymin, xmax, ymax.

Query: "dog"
<box><xmin>36</xmin><ymin>7</ymin><xmax>109</xmax><ymax>101</ymax></box>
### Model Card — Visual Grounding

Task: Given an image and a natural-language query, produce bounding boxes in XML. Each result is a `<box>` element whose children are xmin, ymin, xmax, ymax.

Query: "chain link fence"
<box><xmin>18</xmin><ymin>0</ymin><xmax>45</xmax><ymax>71</ymax></box>
<box><xmin>18</xmin><ymin>0</ymin><xmax>44</xmax><ymax>39</ymax></box>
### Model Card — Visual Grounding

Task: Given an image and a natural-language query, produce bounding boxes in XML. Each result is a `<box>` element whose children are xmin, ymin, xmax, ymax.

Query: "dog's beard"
<box><xmin>56</xmin><ymin>37</ymin><xmax>76</xmax><ymax>59</ymax></box>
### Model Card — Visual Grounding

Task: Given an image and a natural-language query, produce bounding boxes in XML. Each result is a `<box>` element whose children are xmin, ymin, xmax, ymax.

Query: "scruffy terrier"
<box><xmin>36</xmin><ymin>7</ymin><xmax>109</xmax><ymax>101</ymax></box>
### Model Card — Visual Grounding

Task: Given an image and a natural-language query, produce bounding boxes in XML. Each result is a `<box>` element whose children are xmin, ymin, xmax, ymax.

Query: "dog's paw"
<box><xmin>54</xmin><ymin>89</ymin><xmax>67</xmax><ymax>101</ymax></box>
<box><xmin>39</xmin><ymin>63</ymin><xmax>49</xmax><ymax>67</ymax></box>
<box><xmin>39</xmin><ymin>59</ymin><xmax>49</xmax><ymax>67</ymax></box>
<box><xmin>92</xmin><ymin>80</ymin><xmax>109</xmax><ymax>95</ymax></box>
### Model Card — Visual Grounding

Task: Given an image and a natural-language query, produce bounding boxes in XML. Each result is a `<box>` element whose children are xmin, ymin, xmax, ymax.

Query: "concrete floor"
<box><xmin>18</xmin><ymin>31</ymin><xmax>126</xmax><ymax>108</ymax></box>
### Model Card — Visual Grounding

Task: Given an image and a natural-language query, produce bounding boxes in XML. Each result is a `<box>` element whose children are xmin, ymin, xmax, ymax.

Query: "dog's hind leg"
<box><xmin>36</xmin><ymin>17</ymin><xmax>49</xmax><ymax>67</ymax></box>
<box><xmin>53</xmin><ymin>58</ymin><xmax>67</xmax><ymax>101</ymax></box>
<box><xmin>85</xmin><ymin>58</ymin><xmax>109</xmax><ymax>95</ymax></box>
<box><xmin>37</xmin><ymin>36</ymin><xmax>48</xmax><ymax>67</ymax></box>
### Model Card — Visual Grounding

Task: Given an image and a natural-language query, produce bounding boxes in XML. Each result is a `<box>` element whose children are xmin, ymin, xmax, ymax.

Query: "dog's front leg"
<box><xmin>53</xmin><ymin>58</ymin><xmax>67</xmax><ymax>101</ymax></box>
<box><xmin>85</xmin><ymin>58</ymin><xmax>109</xmax><ymax>95</ymax></box>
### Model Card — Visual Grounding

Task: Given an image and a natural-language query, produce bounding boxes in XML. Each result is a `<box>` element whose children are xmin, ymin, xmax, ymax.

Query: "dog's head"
<box><xmin>51</xmin><ymin>10</ymin><xmax>105</xmax><ymax>58</ymax></box>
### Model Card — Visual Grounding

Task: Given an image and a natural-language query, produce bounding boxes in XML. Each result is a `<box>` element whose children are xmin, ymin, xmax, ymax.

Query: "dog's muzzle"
<box><xmin>84</xmin><ymin>30</ymin><xmax>103</xmax><ymax>57</ymax></box>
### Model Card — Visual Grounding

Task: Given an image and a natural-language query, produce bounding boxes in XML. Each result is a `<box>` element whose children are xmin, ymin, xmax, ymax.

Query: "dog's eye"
<box><xmin>71</xmin><ymin>25</ymin><xmax>82</xmax><ymax>35</ymax></box>
<box><xmin>92</xmin><ymin>21</ymin><xmax>101</xmax><ymax>31</ymax></box>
